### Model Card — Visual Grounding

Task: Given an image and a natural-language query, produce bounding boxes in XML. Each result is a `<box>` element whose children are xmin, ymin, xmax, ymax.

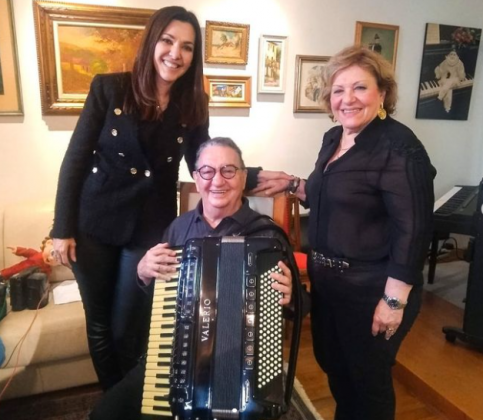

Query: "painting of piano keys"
<box><xmin>416</xmin><ymin>23</ymin><xmax>481</xmax><ymax>120</ymax></box>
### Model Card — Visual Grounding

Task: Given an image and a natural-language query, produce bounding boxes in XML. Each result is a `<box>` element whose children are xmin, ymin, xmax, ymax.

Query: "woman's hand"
<box><xmin>371</xmin><ymin>299</ymin><xmax>404</xmax><ymax>340</ymax></box>
<box><xmin>6</xmin><ymin>246</ymin><xmax>17</xmax><ymax>254</ymax></box>
<box><xmin>270</xmin><ymin>261</ymin><xmax>292</xmax><ymax>306</ymax></box>
<box><xmin>53</xmin><ymin>238</ymin><xmax>77</xmax><ymax>269</ymax></box>
<box><xmin>251</xmin><ymin>170</ymin><xmax>293</xmax><ymax>196</ymax></box>
<box><xmin>372</xmin><ymin>277</ymin><xmax>411</xmax><ymax>340</ymax></box>
<box><xmin>137</xmin><ymin>243</ymin><xmax>179</xmax><ymax>286</ymax></box>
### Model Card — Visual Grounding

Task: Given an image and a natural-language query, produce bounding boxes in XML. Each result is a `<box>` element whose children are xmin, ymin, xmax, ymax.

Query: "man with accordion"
<box><xmin>89</xmin><ymin>137</ymin><xmax>301</xmax><ymax>420</ymax></box>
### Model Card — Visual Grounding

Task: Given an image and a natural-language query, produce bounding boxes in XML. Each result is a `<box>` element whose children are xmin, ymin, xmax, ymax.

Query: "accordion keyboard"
<box><xmin>141</xmin><ymin>250</ymin><xmax>182</xmax><ymax>417</ymax></box>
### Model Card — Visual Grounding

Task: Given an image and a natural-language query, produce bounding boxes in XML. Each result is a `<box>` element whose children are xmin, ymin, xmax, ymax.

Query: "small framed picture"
<box><xmin>354</xmin><ymin>21</ymin><xmax>399</xmax><ymax>70</ymax></box>
<box><xmin>293</xmin><ymin>55</ymin><xmax>330</xmax><ymax>113</ymax></box>
<box><xmin>203</xmin><ymin>75</ymin><xmax>251</xmax><ymax>108</ymax></box>
<box><xmin>257</xmin><ymin>35</ymin><xmax>288</xmax><ymax>94</ymax></box>
<box><xmin>0</xmin><ymin>0</ymin><xmax>23</xmax><ymax>115</ymax></box>
<box><xmin>205</xmin><ymin>21</ymin><xmax>250</xmax><ymax>65</ymax></box>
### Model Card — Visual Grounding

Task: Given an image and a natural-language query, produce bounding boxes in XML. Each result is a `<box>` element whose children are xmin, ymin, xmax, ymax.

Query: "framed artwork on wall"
<box><xmin>0</xmin><ymin>0</ymin><xmax>23</xmax><ymax>116</ymax></box>
<box><xmin>293</xmin><ymin>55</ymin><xmax>330</xmax><ymax>113</ymax></box>
<box><xmin>203</xmin><ymin>75</ymin><xmax>251</xmax><ymax>108</ymax></box>
<box><xmin>416</xmin><ymin>23</ymin><xmax>481</xmax><ymax>121</ymax></box>
<box><xmin>354</xmin><ymin>21</ymin><xmax>399</xmax><ymax>70</ymax></box>
<box><xmin>257</xmin><ymin>35</ymin><xmax>288</xmax><ymax>94</ymax></box>
<box><xmin>204</xmin><ymin>21</ymin><xmax>250</xmax><ymax>65</ymax></box>
<box><xmin>33</xmin><ymin>1</ymin><xmax>153</xmax><ymax>115</ymax></box>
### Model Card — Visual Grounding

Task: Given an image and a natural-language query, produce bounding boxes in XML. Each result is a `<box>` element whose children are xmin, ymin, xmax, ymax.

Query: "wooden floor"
<box><xmin>290</xmin><ymin>290</ymin><xmax>483</xmax><ymax>420</ymax></box>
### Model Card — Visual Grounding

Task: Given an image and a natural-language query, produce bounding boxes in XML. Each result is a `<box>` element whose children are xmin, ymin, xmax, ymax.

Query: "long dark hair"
<box><xmin>124</xmin><ymin>6</ymin><xmax>208</xmax><ymax>127</ymax></box>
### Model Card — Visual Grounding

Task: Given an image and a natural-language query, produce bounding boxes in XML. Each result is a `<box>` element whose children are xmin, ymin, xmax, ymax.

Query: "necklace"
<box><xmin>156</xmin><ymin>94</ymin><xmax>169</xmax><ymax>113</ymax></box>
<box><xmin>336</xmin><ymin>145</ymin><xmax>351</xmax><ymax>159</ymax></box>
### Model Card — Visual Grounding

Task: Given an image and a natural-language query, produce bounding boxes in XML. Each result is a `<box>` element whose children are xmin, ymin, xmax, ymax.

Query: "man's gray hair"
<box><xmin>195</xmin><ymin>137</ymin><xmax>246</xmax><ymax>169</ymax></box>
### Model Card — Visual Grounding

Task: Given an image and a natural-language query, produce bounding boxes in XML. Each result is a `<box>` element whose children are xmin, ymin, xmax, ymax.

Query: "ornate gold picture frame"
<box><xmin>205</xmin><ymin>21</ymin><xmax>250</xmax><ymax>65</ymax></box>
<box><xmin>204</xmin><ymin>75</ymin><xmax>251</xmax><ymax>108</ymax></box>
<box><xmin>293</xmin><ymin>55</ymin><xmax>330</xmax><ymax>113</ymax></box>
<box><xmin>33</xmin><ymin>1</ymin><xmax>153</xmax><ymax>115</ymax></box>
<box><xmin>354</xmin><ymin>21</ymin><xmax>399</xmax><ymax>70</ymax></box>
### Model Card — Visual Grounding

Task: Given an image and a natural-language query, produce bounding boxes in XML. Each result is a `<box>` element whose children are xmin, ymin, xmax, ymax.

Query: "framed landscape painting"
<box><xmin>205</xmin><ymin>21</ymin><xmax>250</xmax><ymax>65</ymax></box>
<box><xmin>354</xmin><ymin>21</ymin><xmax>399</xmax><ymax>70</ymax></box>
<box><xmin>258</xmin><ymin>35</ymin><xmax>288</xmax><ymax>94</ymax></box>
<box><xmin>33</xmin><ymin>1</ymin><xmax>153</xmax><ymax>115</ymax></box>
<box><xmin>204</xmin><ymin>75</ymin><xmax>251</xmax><ymax>108</ymax></box>
<box><xmin>0</xmin><ymin>0</ymin><xmax>23</xmax><ymax>115</ymax></box>
<box><xmin>293</xmin><ymin>55</ymin><xmax>330</xmax><ymax>113</ymax></box>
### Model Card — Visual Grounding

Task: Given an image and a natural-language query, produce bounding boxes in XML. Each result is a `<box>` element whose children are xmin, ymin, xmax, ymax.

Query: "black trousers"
<box><xmin>308</xmin><ymin>255</ymin><xmax>422</xmax><ymax>420</ymax></box>
<box><xmin>89</xmin><ymin>360</ymin><xmax>146</xmax><ymax>420</ymax></box>
<box><xmin>73</xmin><ymin>233</ymin><xmax>152</xmax><ymax>390</ymax></box>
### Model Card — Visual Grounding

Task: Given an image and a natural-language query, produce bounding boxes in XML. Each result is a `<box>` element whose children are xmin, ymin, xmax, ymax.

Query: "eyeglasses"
<box><xmin>195</xmin><ymin>165</ymin><xmax>244</xmax><ymax>180</ymax></box>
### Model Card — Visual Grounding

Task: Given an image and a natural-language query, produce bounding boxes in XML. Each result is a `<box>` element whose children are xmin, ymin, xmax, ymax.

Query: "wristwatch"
<box><xmin>382</xmin><ymin>293</ymin><xmax>407</xmax><ymax>310</ymax></box>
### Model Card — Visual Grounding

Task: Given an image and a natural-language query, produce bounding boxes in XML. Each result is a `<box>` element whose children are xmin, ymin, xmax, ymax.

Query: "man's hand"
<box><xmin>137</xmin><ymin>243</ymin><xmax>179</xmax><ymax>286</ymax></box>
<box><xmin>270</xmin><ymin>261</ymin><xmax>292</xmax><ymax>306</ymax></box>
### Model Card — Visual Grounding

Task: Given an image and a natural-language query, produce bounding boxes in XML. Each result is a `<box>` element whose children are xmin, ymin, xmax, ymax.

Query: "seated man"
<box><xmin>90</xmin><ymin>137</ymin><xmax>295</xmax><ymax>420</ymax></box>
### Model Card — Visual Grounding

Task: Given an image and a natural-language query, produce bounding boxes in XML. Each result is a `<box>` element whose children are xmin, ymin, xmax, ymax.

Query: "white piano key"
<box><xmin>141</xmin><ymin>405</ymin><xmax>171</xmax><ymax>416</ymax></box>
<box><xmin>143</xmin><ymin>375</ymin><xmax>170</xmax><ymax>385</ymax></box>
<box><xmin>144</xmin><ymin>367</ymin><xmax>170</xmax><ymax>377</ymax></box>
<box><xmin>143</xmin><ymin>384</ymin><xmax>170</xmax><ymax>394</ymax></box>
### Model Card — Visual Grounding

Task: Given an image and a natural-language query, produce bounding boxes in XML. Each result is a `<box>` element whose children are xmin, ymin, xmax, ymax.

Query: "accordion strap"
<box><xmin>239</xmin><ymin>215</ymin><xmax>303</xmax><ymax>408</ymax></box>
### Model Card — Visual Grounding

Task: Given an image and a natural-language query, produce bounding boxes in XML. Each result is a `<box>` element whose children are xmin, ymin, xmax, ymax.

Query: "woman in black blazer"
<box><xmin>51</xmin><ymin>6</ymin><xmax>260</xmax><ymax>390</ymax></box>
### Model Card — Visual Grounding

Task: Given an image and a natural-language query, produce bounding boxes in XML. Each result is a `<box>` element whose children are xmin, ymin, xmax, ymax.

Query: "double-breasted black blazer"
<box><xmin>52</xmin><ymin>72</ymin><xmax>209</xmax><ymax>246</ymax></box>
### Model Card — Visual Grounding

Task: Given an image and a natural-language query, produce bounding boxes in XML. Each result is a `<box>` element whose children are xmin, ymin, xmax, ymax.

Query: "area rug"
<box><xmin>0</xmin><ymin>377</ymin><xmax>324</xmax><ymax>420</ymax></box>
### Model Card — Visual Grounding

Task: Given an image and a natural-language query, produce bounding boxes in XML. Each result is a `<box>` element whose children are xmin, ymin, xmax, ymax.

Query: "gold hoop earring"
<box><xmin>378</xmin><ymin>103</ymin><xmax>387</xmax><ymax>120</ymax></box>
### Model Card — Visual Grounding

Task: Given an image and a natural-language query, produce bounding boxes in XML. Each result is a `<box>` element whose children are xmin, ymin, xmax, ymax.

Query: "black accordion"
<box><xmin>141</xmin><ymin>236</ymin><xmax>302</xmax><ymax>420</ymax></box>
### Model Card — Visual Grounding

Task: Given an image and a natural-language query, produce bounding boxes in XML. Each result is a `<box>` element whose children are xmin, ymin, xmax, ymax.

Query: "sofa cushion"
<box><xmin>0</xmin><ymin>287</ymin><xmax>88</xmax><ymax>368</ymax></box>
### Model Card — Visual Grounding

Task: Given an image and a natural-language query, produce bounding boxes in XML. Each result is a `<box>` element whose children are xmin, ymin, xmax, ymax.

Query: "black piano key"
<box><xmin>158</xmin><ymin>344</ymin><xmax>172</xmax><ymax>349</ymax></box>
<box><xmin>435</xmin><ymin>186</ymin><xmax>478</xmax><ymax>217</ymax></box>
<box><xmin>154</xmin><ymin>395</ymin><xmax>170</xmax><ymax>401</ymax></box>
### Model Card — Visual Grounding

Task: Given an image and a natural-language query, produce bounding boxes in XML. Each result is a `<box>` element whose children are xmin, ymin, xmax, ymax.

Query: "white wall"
<box><xmin>1</xmin><ymin>0</ymin><xmax>483</xmax><ymax>210</ymax></box>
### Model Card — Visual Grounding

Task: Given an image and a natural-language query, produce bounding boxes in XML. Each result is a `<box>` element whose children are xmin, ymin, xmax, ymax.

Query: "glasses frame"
<box><xmin>195</xmin><ymin>165</ymin><xmax>245</xmax><ymax>180</ymax></box>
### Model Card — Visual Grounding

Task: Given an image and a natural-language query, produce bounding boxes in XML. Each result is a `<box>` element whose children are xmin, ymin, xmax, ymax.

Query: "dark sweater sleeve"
<box><xmin>184</xmin><ymin>120</ymin><xmax>210</xmax><ymax>174</ymax></box>
<box><xmin>52</xmin><ymin>75</ymin><xmax>109</xmax><ymax>238</ymax></box>
<box><xmin>381</xmin><ymin>140</ymin><xmax>435</xmax><ymax>285</ymax></box>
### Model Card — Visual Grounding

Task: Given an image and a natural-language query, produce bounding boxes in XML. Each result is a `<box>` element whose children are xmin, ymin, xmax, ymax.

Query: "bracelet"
<box><xmin>287</xmin><ymin>176</ymin><xmax>300</xmax><ymax>194</ymax></box>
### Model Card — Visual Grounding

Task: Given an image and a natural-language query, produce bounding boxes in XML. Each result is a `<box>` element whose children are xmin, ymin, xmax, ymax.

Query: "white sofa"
<box><xmin>0</xmin><ymin>200</ymin><xmax>97</xmax><ymax>400</ymax></box>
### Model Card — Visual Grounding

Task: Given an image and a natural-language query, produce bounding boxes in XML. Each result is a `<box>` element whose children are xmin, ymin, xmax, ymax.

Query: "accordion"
<box><xmin>141</xmin><ymin>236</ymin><xmax>301</xmax><ymax>420</ymax></box>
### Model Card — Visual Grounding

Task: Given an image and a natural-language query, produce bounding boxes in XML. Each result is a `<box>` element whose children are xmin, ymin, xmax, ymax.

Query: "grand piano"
<box><xmin>428</xmin><ymin>184</ymin><xmax>479</xmax><ymax>284</ymax></box>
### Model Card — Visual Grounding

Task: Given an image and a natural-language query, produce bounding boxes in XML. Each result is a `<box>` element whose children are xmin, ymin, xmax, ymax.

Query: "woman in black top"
<box><xmin>51</xmin><ymin>7</ymin><xmax>258</xmax><ymax>391</ymax></box>
<box><xmin>257</xmin><ymin>46</ymin><xmax>435</xmax><ymax>420</ymax></box>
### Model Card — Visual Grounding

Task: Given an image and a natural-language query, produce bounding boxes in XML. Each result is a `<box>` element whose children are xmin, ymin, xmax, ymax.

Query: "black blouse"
<box><xmin>305</xmin><ymin>116</ymin><xmax>435</xmax><ymax>285</ymax></box>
